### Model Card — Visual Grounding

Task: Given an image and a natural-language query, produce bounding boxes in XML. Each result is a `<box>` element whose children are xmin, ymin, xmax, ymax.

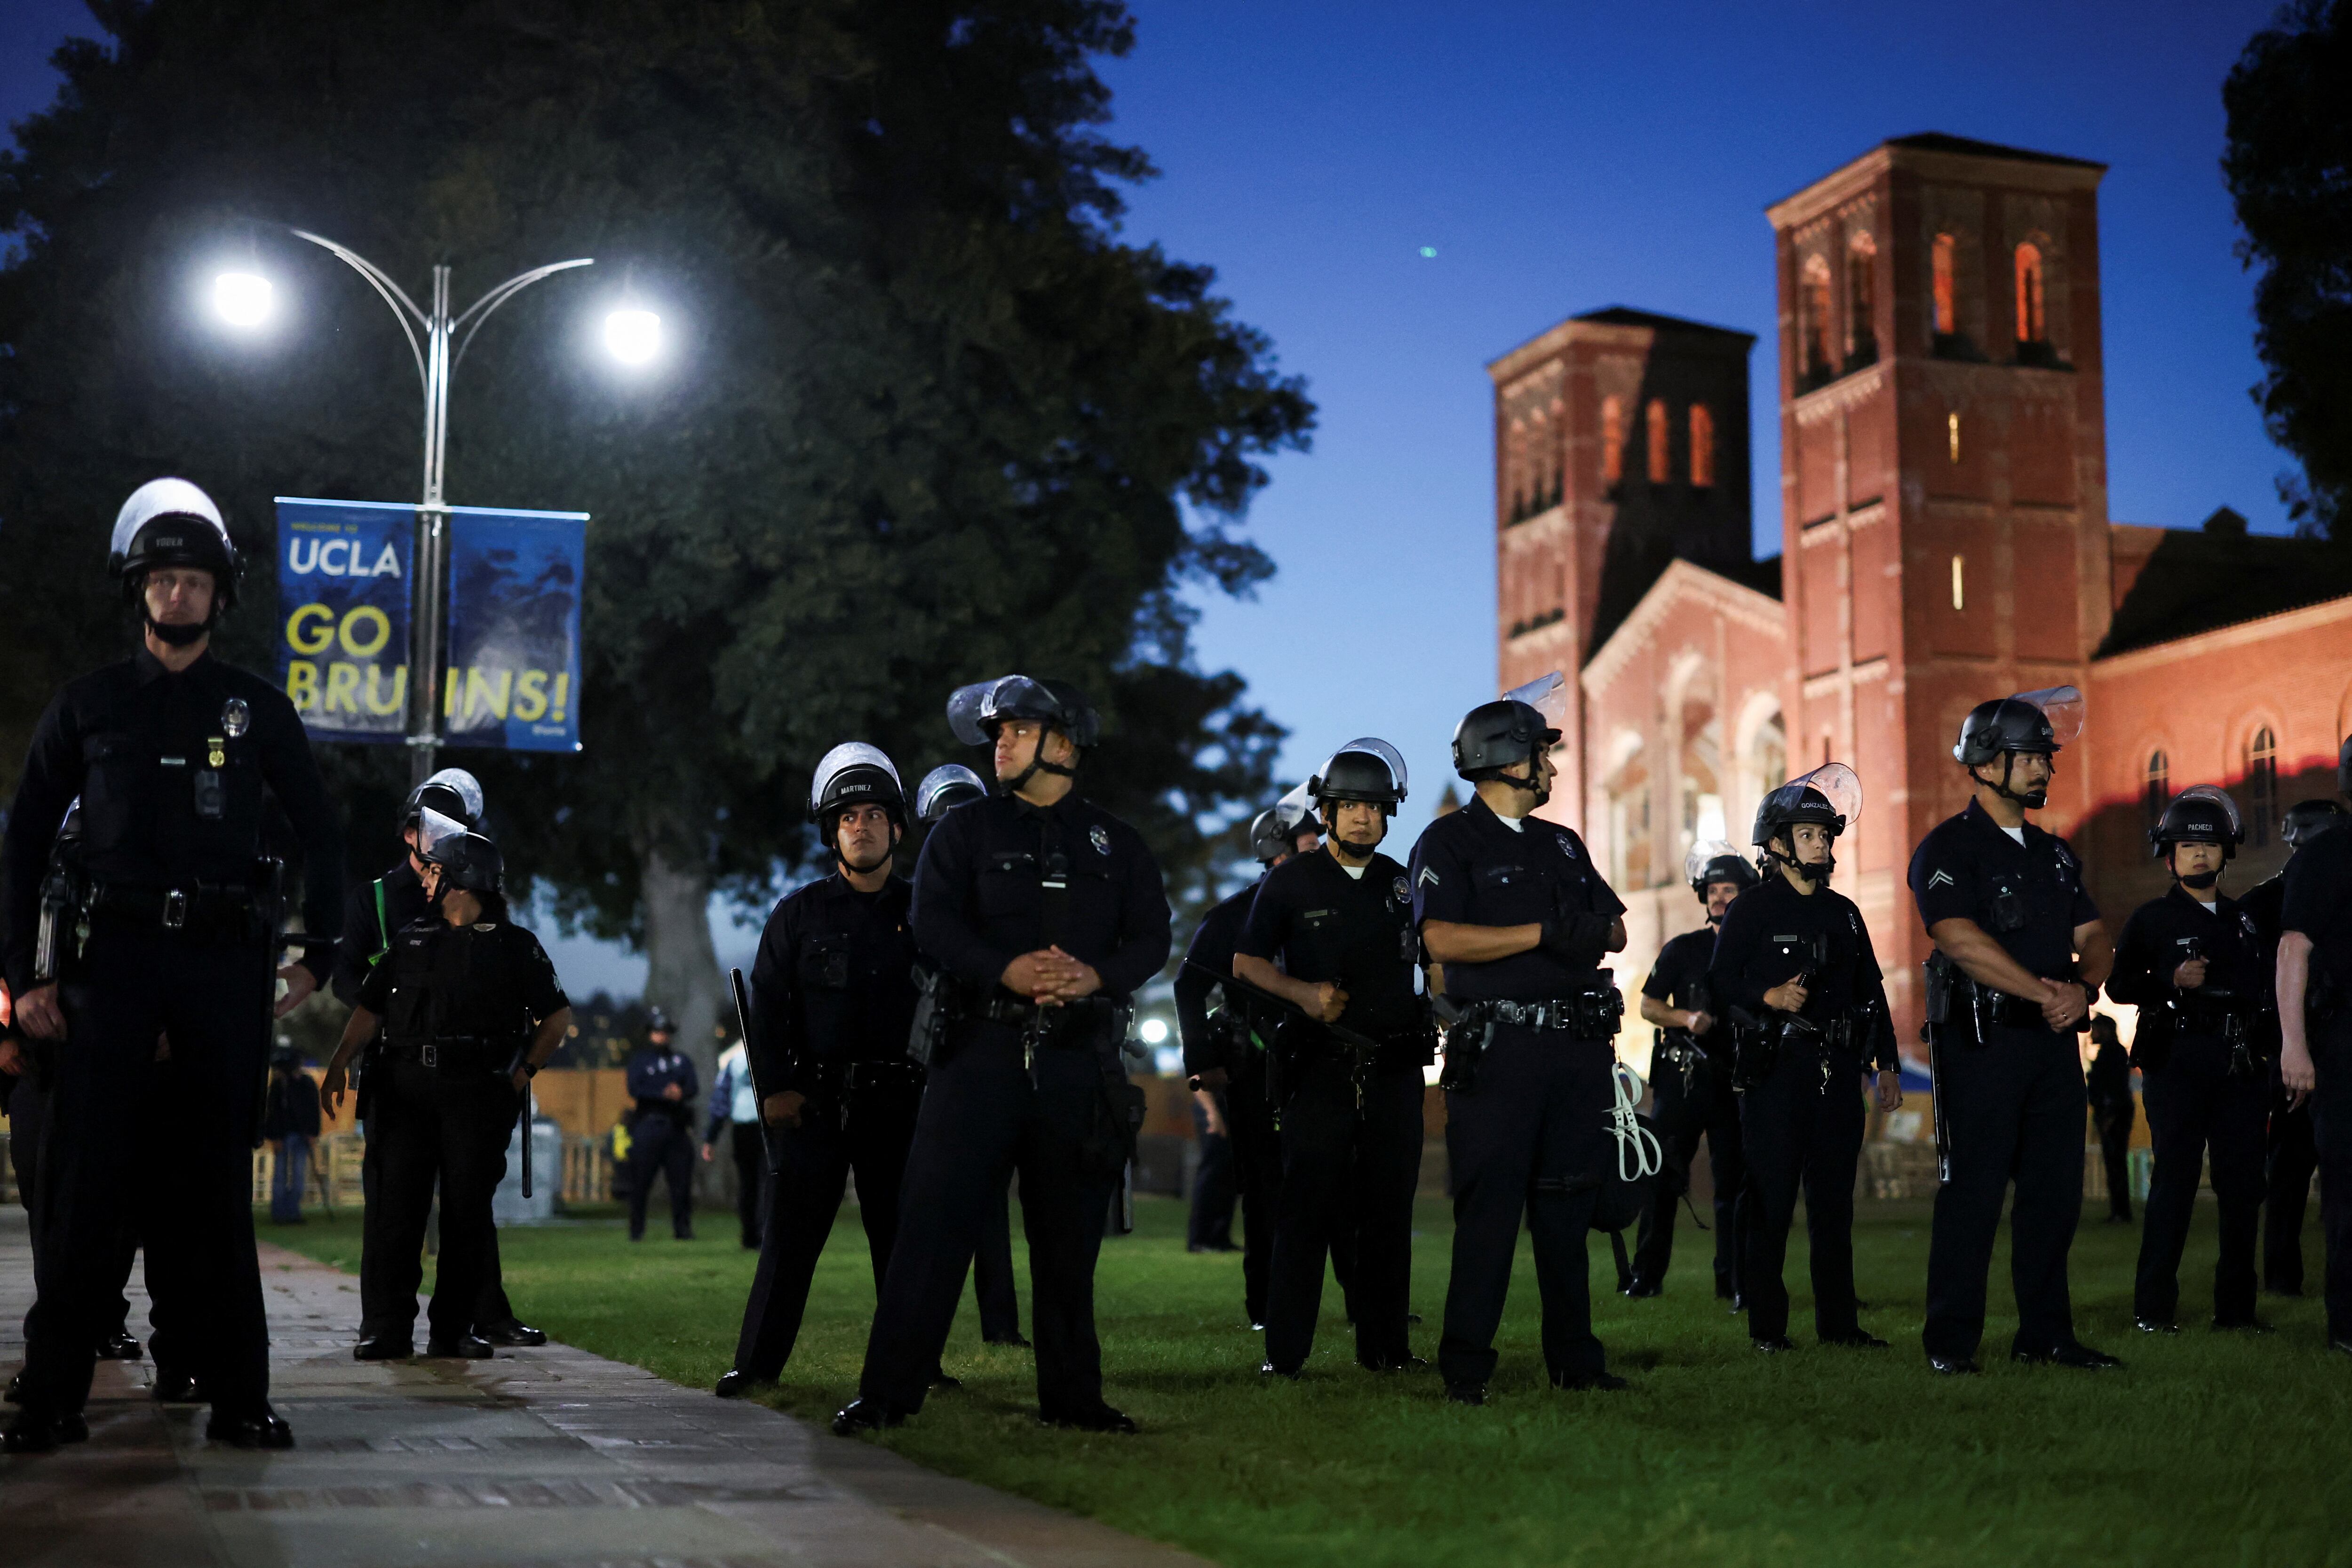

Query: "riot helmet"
<box><xmin>1248</xmin><ymin>779</ymin><xmax>1319</xmax><ymax>864</ymax></box>
<box><xmin>645</xmin><ymin>1006</ymin><xmax>676</xmax><ymax>1037</ymax></box>
<box><xmin>1684</xmin><ymin>839</ymin><xmax>1759</xmax><ymax>902</ymax></box>
<box><xmin>1453</xmin><ymin>672</ymin><xmax>1567</xmax><ymax>795</ymax></box>
<box><xmin>402</xmin><ymin>767</ymin><xmax>484</xmax><ymax>832</ymax></box>
<box><xmin>2282</xmin><ymin>797</ymin><xmax>2348</xmax><ymax>851</ymax></box>
<box><xmin>1311</xmin><ymin>738</ymin><xmax>1408</xmax><ymax>815</ymax></box>
<box><xmin>1953</xmin><ymin>686</ymin><xmax>2082</xmax><ymax>809</ymax></box>
<box><xmin>915</xmin><ymin>763</ymin><xmax>990</xmax><ymax>825</ymax></box>
<box><xmin>111</xmin><ymin>478</ymin><xmax>242</xmax><ymax>637</ymax></box>
<box><xmin>2148</xmin><ymin>784</ymin><xmax>2242</xmax><ymax>863</ymax></box>
<box><xmin>1751</xmin><ymin>763</ymin><xmax>1861</xmax><ymax>884</ymax></box>
<box><xmin>416</xmin><ymin>806</ymin><xmax>503</xmax><ymax>897</ymax></box>
<box><xmin>947</xmin><ymin>674</ymin><xmax>1098</xmax><ymax>795</ymax></box>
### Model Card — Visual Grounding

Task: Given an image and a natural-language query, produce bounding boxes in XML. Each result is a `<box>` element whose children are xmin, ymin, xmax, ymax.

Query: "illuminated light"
<box><xmin>1419</xmin><ymin>246</ymin><xmax>1437</xmax><ymax>259</ymax></box>
<box><xmin>1138</xmin><ymin>1017</ymin><xmax>1169</xmax><ymax>1045</ymax></box>
<box><xmin>214</xmin><ymin>271</ymin><xmax>275</xmax><ymax>327</ymax></box>
<box><xmin>604</xmin><ymin>308</ymin><xmax>661</xmax><ymax>364</ymax></box>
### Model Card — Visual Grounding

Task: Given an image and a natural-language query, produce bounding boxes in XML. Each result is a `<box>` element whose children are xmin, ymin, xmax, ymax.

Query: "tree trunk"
<box><xmin>639</xmin><ymin>840</ymin><xmax>725</xmax><ymax>1145</ymax></box>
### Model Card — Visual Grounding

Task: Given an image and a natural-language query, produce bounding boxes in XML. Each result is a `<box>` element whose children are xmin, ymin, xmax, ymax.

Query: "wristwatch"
<box><xmin>520</xmin><ymin>1061</ymin><xmax>541</xmax><ymax>1078</ymax></box>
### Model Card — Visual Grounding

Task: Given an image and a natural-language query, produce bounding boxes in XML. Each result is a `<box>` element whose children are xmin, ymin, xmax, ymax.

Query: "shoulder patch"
<box><xmin>1556</xmin><ymin>832</ymin><xmax>1579</xmax><ymax>861</ymax></box>
<box><xmin>1089</xmin><ymin>824</ymin><xmax>1111</xmax><ymax>856</ymax></box>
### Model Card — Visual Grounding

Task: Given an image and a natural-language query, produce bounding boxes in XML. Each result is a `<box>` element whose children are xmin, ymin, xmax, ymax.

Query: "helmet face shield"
<box><xmin>416</xmin><ymin>805</ymin><xmax>471</xmax><ymax>862</ymax></box>
<box><xmin>2151</xmin><ymin>783</ymin><xmax>2244</xmax><ymax>860</ymax></box>
<box><xmin>405</xmin><ymin>766</ymin><xmax>485</xmax><ymax>829</ymax></box>
<box><xmin>1503</xmin><ymin>670</ymin><xmax>1571</xmax><ymax>737</ymax></box>
<box><xmin>2283</xmin><ymin>797</ymin><xmax>2348</xmax><ymax>850</ymax></box>
<box><xmin>946</xmin><ymin>674</ymin><xmax>1100</xmax><ymax>748</ymax></box>
<box><xmin>2015</xmin><ymin>686</ymin><xmax>2085</xmax><ymax>749</ymax></box>
<box><xmin>915</xmin><ymin>763</ymin><xmax>990</xmax><ymax>823</ymax></box>
<box><xmin>1314</xmin><ymin>737</ymin><xmax>1409</xmax><ymax>808</ymax></box>
<box><xmin>1752</xmin><ymin>762</ymin><xmax>1861</xmax><ymax>849</ymax></box>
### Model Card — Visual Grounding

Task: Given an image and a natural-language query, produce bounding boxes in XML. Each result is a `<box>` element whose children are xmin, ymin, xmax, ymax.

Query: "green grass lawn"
<box><xmin>260</xmin><ymin>1191</ymin><xmax>2352</xmax><ymax>1568</ymax></box>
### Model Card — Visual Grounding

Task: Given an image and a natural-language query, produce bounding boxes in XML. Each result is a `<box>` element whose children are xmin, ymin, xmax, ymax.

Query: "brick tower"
<box><xmin>1766</xmin><ymin>133</ymin><xmax>2113</xmax><ymax>1027</ymax></box>
<box><xmin>1487</xmin><ymin>307</ymin><xmax>1756</xmax><ymax>825</ymax></box>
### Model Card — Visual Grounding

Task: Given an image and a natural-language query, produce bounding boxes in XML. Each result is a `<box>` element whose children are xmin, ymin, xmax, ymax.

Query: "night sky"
<box><xmin>2</xmin><ymin>1</ymin><xmax>2298</xmax><ymax>995</ymax></box>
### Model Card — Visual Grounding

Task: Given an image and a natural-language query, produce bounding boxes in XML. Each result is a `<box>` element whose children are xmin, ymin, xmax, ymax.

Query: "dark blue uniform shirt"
<box><xmin>1236</xmin><ymin>847</ymin><xmax>1423</xmax><ymax>1048</ymax></box>
<box><xmin>626</xmin><ymin>1045</ymin><xmax>700</xmax><ymax>1123</ymax></box>
<box><xmin>1707</xmin><ymin>873</ymin><xmax>1898</xmax><ymax>1071</ymax></box>
<box><xmin>1907</xmin><ymin>798</ymin><xmax>2098</xmax><ymax>980</ymax></box>
<box><xmin>2107</xmin><ymin>885</ymin><xmax>2264</xmax><ymax>1014</ymax></box>
<box><xmin>1408</xmin><ymin>797</ymin><xmax>1624</xmax><ymax>1004</ymax></box>
<box><xmin>746</xmin><ymin>872</ymin><xmax>921</xmax><ymax>1093</ymax></box>
<box><xmin>2281</xmin><ymin>824</ymin><xmax>2352</xmax><ymax>994</ymax></box>
<box><xmin>332</xmin><ymin>860</ymin><xmax>428</xmax><ymax>1006</ymax></box>
<box><xmin>1643</xmin><ymin>926</ymin><xmax>1718</xmax><ymax>1014</ymax></box>
<box><xmin>910</xmin><ymin>791</ymin><xmax>1171</xmax><ymax>1002</ymax></box>
<box><xmin>2</xmin><ymin>647</ymin><xmax>343</xmax><ymax>994</ymax></box>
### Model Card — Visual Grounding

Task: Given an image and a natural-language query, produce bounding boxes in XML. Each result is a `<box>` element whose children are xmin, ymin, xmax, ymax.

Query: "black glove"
<box><xmin>1540</xmin><ymin>914</ymin><xmax>1613</xmax><ymax>970</ymax></box>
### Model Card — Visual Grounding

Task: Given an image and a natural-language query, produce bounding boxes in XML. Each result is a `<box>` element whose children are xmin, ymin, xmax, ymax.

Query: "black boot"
<box><xmin>206</xmin><ymin>1403</ymin><xmax>294</xmax><ymax>1449</ymax></box>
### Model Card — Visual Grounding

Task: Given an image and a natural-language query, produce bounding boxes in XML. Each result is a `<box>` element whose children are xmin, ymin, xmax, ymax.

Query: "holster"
<box><xmin>906</xmin><ymin>962</ymin><xmax>957</xmax><ymax>1068</ymax></box>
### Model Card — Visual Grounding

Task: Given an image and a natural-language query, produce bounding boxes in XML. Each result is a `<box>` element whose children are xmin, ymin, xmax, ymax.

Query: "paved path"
<box><xmin>0</xmin><ymin>1209</ymin><xmax>1205</xmax><ymax>1568</ymax></box>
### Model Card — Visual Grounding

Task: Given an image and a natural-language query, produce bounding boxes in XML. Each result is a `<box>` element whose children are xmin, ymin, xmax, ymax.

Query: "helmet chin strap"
<box><xmin>1986</xmin><ymin>752</ymin><xmax>2048</xmax><ymax>809</ymax></box>
<box><xmin>1764</xmin><ymin>839</ymin><xmax>1835</xmax><ymax>885</ymax></box>
<box><xmin>997</xmin><ymin>729</ymin><xmax>1075</xmax><ymax>797</ymax></box>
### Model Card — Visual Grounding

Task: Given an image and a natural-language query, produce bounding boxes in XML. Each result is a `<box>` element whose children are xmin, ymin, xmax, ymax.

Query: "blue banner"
<box><xmin>275</xmin><ymin>497</ymin><xmax>414</xmax><ymax>744</ymax></box>
<box><xmin>444</xmin><ymin>506</ymin><xmax>587</xmax><ymax>754</ymax></box>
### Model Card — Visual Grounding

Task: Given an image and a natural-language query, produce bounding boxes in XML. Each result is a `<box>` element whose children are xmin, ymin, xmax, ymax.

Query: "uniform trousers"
<box><xmin>1263</xmin><ymin>1056</ymin><xmax>1423</xmax><ymax>1372</ymax></box>
<box><xmin>23</xmin><ymin>925</ymin><xmax>271</xmax><ymax>1417</ymax></box>
<box><xmin>1923</xmin><ymin>1021</ymin><xmax>2085</xmax><ymax>1362</ymax></box>
<box><xmin>2305</xmin><ymin>1014</ymin><xmax>2352</xmax><ymax>1344</ymax></box>
<box><xmin>1737</xmin><ymin>1046</ymin><xmax>1866</xmax><ymax>1343</ymax></box>
<box><xmin>731</xmin><ymin>1079</ymin><xmax>920</xmax><ymax>1378</ymax></box>
<box><xmin>858</xmin><ymin>1025</ymin><xmax>1120</xmax><ymax>1417</ymax></box>
<box><xmin>2092</xmin><ymin>1098</ymin><xmax>2137</xmax><ymax>1221</ymax></box>
<box><xmin>971</xmin><ymin>1176</ymin><xmax>1024</xmax><ymax>1341</ymax></box>
<box><xmin>728</xmin><ymin>1121</ymin><xmax>768</xmax><ymax>1249</ymax></box>
<box><xmin>2264</xmin><ymin>1083</ymin><xmax>2317</xmax><ymax>1293</ymax></box>
<box><xmin>626</xmin><ymin>1110</ymin><xmax>697</xmax><ymax>1239</ymax></box>
<box><xmin>365</xmin><ymin>1061</ymin><xmax>519</xmax><ymax>1342</ymax></box>
<box><xmin>1186</xmin><ymin>1096</ymin><xmax>1235</xmax><ymax>1251</ymax></box>
<box><xmin>2134</xmin><ymin>1037</ymin><xmax>2266</xmax><ymax>1324</ymax></box>
<box><xmin>1438</xmin><ymin>1025</ymin><xmax>1611</xmax><ymax>1387</ymax></box>
<box><xmin>1630</xmin><ymin>1045</ymin><xmax>1747</xmax><ymax>1297</ymax></box>
<box><xmin>1223</xmin><ymin>1062</ymin><xmax>1284</xmax><ymax>1325</ymax></box>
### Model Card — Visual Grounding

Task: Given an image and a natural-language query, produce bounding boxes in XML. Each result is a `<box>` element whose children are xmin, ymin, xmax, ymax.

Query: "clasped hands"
<box><xmin>1001</xmin><ymin>946</ymin><xmax>1103</xmax><ymax>1006</ymax></box>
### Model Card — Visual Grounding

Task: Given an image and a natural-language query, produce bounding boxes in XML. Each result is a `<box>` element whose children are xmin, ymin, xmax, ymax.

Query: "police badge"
<box><xmin>1089</xmin><ymin>825</ymin><xmax>1111</xmax><ymax>856</ymax></box>
<box><xmin>1392</xmin><ymin>875</ymin><xmax>1411</xmax><ymax>905</ymax></box>
<box><xmin>1556</xmin><ymin>832</ymin><xmax>1579</xmax><ymax>861</ymax></box>
<box><xmin>221</xmin><ymin>697</ymin><xmax>251</xmax><ymax>738</ymax></box>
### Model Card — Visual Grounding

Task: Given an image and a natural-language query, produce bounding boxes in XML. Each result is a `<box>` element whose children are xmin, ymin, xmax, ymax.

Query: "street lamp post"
<box><xmin>277</xmin><ymin>231</ymin><xmax>598</xmax><ymax>785</ymax></box>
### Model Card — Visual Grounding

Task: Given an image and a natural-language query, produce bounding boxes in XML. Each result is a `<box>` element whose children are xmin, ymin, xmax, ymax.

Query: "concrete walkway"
<box><xmin>0</xmin><ymin>1209</ymin><xmax>1205</xmax><ymax>1568</ymax></box>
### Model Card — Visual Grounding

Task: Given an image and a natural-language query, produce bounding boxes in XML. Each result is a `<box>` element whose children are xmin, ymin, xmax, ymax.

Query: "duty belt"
<box><xmin>1476</xmin><ymin>989</ymin><xmax>1624</xmax><ymax>1037</ymax></box>
<box><xmin>379</xmin><ymin>1034</ymin><xmax>511</xmax><ymax>1070</ymax></box>
<box><xmin>811</xmin><ymin>1058</ymin><xmax>926</xmax><ymax>1094</ymax></box>
<box><xmin>87</xmin><ymin>880</ymin><xmax>258</xmax><ymax>935</ymax></box>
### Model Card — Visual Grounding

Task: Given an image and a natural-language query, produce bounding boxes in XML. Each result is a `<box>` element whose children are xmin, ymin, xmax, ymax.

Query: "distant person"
<box><xmin>1186</xmin><ymin>1089</ymin><xmax>1236</xmax><ymax>1252</ymax></box>
<box><xmin>703</xmin><ymin>1037</ymin><xmax>766</xmax><ymax>1250</ymax></box>
<box><xmin>2275</xmin><ymin>737</ymin><xmax>2352</xmax><ymax>1358</ymax></box>
<box><xmin>623</xmin><ymin>1008</ymin><xmax>700</xmax><ymax>1242</ymax></box>
<box><xmin>262</xmin><ymin>1050</ymin><xmax>322</xmax><ymax>1225</ymax></box>
<box><xmin>2084</xmin><ymin>1017</ymin><xmax>2136</xmax><ymax>1224</ymax></box>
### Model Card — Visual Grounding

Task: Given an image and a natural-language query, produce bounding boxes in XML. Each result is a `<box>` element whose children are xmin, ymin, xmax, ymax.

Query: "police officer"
<box><xmin>2246</xmin><ymin>798</ymin><xmax>2345</xmax><ymax>1295</ymax></box>
<box><xmin>1236</xmin><ymin>741</ymin><xmax>1430</xmax><ymax>1378</ymax></box>
<box><xmin>2085</xmin><ymin>1016</ymin><xmax>2136</xmax><ymax>1224</ymax></box>
<box><xmin>835</xmin><ymin>676</ymin><xmax>1170</xmax><ymax>1434</ymax></box>
<box><xmin>623</xmin><ymin>1007</ymin><xmax>700</xmax><ymax>1241</ymax></box>
<box><xmin>1411</xmin><ymin>686</ymin><xmax>1629</xmax><ymax>1404</ymax></box>
<box><xmin>2276</xmin><ymin>737</ymin><xmax>2352</xmax><ymax>1356</ymax></box>
<box><xmin>1708</xmin><ymin>765</ymin><xmax>1902</xmax><ymax>1352</ymax></box>
<box><xmin>2107</xmin><ymin>785</ymin><xmax>2272</xmax><ymax>1334</ymax></box>
<box><xmin>716</xmin><ymin>745</ymin><xmax>931</xmax><ymax>1395</ymax></box>
<box><xmin>1627</xmin><ymin>842</ymin><xmax>1756</xmax><ymax>1301</ymax></box>
<box><xmin>1176</xmin><ymin>788</ymin><xmax>1319</xmax><ymax>1330</ymax></box>
<box><xmin>2</xmin><ymin>479</ymin><xmax>343</xmax><ymax>1452</ymax></box>
<box><xmin>1909</xmin><ymin>687</ymin><xmax>2118</xmax><ymax>1374</ymax></box>
<box><xmin>321</xmin><ymin>817</ymin><xmax>571</xmax><ymax>1359</ymax></box>
<box><xmin>915</xmin><ymin>763</ymin><xmax>1029</xmax><ymax>1347</ymax></box>
<box><xmin>329</xmin><ymin>770</ymin><xmax>541</xmax><ymax>1349</ymax></box>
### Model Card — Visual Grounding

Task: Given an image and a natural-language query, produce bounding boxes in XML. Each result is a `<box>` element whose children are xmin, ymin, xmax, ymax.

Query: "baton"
<box><xmin>521</xmin><ymin>1082</ymin><xmax>534</xmax><ymax>1199</ymax></box>
<box><xmin>729</xmin><ymin>967</ymin><xmax>781</xmax><ymax>1172</ymax></box>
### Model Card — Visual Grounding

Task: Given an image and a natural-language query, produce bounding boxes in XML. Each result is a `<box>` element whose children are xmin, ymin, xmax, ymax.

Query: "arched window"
<box><xmin>1846</xmin><ymin>234</ymin><xmax>1877</xmax><ymax>366</ymax></box>
<box><xmin>1645</xmin><ymin>398</ymin><xmax>1670</xmax><ymax>483</ymax></box>
<box><xmin>2014</xmin><ymin>242</ymin><xmax>2046</xmax><ymax>344</ymax></box>
<box><xmin>2248</xmin><ymin>727</ymin><xmax>2278</xmax><ymax>848</ymax></box>
<box><xmin>2144</xmin><ymin>750</ymin><xmax>2170</xmax><ymax>832</ymax></box>
<box><xmin>1689</xmin><ymin>403</ymin><xmax>1715</xmax><ymax>488</ymax></box>
<box><xmin>1600</xmin><ymin>396</ymin><xmax>1624</xmax><ymax>484</ymax></box>
<box><xmin>1800</xmin><ymin>254</ymin><xmax>1834</xmax><ymax>386</ymax></box>
<box><xmin>1931</xmin><ymin>233</ymin><xmax>1957</xmax><ymax>337</ymax></box>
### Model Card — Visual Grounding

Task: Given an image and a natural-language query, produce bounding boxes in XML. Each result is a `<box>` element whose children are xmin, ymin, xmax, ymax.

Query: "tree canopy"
<box><xmin>2224</xmin><ymin>0</ymin><xmax>2352</xmax><ymax>540</ymax></box>
<box><xmin>0</xmin><ymin>0</ymin><xmax>1311</xmax><ymax>1063</ymax></box>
